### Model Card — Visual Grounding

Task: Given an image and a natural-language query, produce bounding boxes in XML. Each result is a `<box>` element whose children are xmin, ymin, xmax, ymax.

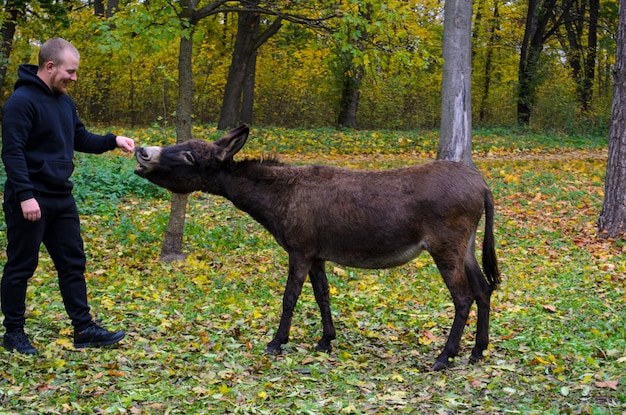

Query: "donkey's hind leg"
<box><xmin>309</xmin><ymin>259</ymin><xmax>336</xmax><ymax>352</ymax></box>
<box><xmin>430</xmin><ymin>254</ymin><xmax>474</xmax><ymax>371</ymax></box>
<box><xmin>464</xmin><ymin>253</ymin><xmax>494</xmax><ymax>363</ymax></box>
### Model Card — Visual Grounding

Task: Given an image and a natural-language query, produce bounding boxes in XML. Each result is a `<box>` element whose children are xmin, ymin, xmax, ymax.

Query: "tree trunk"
<box><xmin>598</xmin><ymin>0</ymin><xmax>626</xmax><ymax>239</ymax></box>
<box><xmin>336</xmin><ymin>3</ymin><xmax>372</xmax><ymax>130</ymax></box>
<box><xmin>106</xmin><ymin>0</ymin><xmax>119</xmax><ymax>18</ymax></box>
<box><xmin>517</xmin><ymin>0</ymin><xmax>559</xmax><ymax>126</ymax></box>
<box><xmin>337</xmin><ymin>63</ymin><xmax>363</xmax><ymax>129</ymax></box>
<box><xmin>218</xmin><ymin>10</ymin><xmax>260</xmax><ymax>130</ymax></box>
<box><xmin>0</xmin><ymin>2</ymin><xmax>20</xmax><ymax>97</ymax></box>
<box><xmin>94</xmin><ymin>0</ymin><xmax>105</xmax><ymax>16</ymax></box>
<box><xmin>559</xmin><ymin>0</ymin><xmax>598</xmax><ymax>113</ymax></box>
<box><xmin>160</xmin><ymin>1</ymin><xmax>194</xmax><ymax>262</ymax></box>
<box><xmin>217</xmin><ymin>10</ymin><xmax>282</xmax><ymax>130</ymax></box>
<box><xmin>583</xmin><ymin>0</ymin><xmax>599</xmax><ymax>112</ymax></box>
<box><xmin>478</xmin><ymin>0</ymin><xmax>499</xmax><ymax>122</ymax></box>
<box><xmin>438</xmin><ymin>0</ymin><xmax>474</xmax><ymax>167</ymax></box>
<box><xmin>240</xmin><ymin>50</ymin><xmax>257</xmax><ymax>125</ymax></box>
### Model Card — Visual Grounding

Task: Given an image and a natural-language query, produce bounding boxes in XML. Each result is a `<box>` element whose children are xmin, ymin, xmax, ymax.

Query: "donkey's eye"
<box><xmin>183</xmin><ymin>152</ymin><xmax>195</xmax><ymax>164</ymax></box>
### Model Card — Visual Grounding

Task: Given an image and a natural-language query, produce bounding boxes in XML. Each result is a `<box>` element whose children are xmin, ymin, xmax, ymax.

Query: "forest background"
<box><xmin>0</xmin><ymin>0</ymin><xmax>620</xmax><ymax>133</ymax></box>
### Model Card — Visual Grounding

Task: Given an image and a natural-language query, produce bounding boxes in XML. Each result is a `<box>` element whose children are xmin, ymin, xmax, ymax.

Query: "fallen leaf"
<box><xmin>595</xmin><ymin>380</ymin><xmax>618</xmax><ymax>390</ymax></box>
<box><xmin>542</xmin><ymin>304</ymin><xmax>557</xmax><ymax>313</ymax></box>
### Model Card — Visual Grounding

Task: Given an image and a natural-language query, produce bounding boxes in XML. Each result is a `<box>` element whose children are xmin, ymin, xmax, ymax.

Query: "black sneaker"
<box><xmin>3</xmin><ymin>330</ymin><xmax>37</xmax><ymax>355</ymax></box>
<box><xmin>74</xmin><ymin>322</ymin><xmax>125</xmax><ymax>349</ymax></box>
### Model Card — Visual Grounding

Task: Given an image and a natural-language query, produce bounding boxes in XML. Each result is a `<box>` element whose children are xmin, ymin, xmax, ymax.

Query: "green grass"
<box><xmin>0</xmin><ymin>127</ymin><xmax>623</xmax><ymax>414</ymax></box>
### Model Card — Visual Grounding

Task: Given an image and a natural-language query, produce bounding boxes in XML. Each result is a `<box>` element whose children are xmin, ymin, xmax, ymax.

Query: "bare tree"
<box><xmin>598</xmin><ymin>0</ymin><xmax>626</xmax><ymax>239</ymax></box>
<box><xmin>438</xmin><ymin>0</ymin><xmax>474</xmax><ymax>166</ymax></box>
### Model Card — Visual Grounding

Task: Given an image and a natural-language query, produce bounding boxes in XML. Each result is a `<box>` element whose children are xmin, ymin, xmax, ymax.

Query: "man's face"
<box><xmin>49</xmin><ymin>50</ymin><xmax>79</xmax><ymax>95</ymax></box>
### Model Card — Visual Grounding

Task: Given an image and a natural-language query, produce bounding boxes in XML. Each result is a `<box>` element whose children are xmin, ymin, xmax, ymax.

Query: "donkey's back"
<box><xmin>269</xmin><ymin>160</ymin><xmax>490</xmax><ymax>270</ymax></box>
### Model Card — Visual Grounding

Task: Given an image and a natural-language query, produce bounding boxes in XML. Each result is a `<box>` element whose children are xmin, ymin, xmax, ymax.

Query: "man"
<box><xmin>1</xmin><ymin>38</ymin><xmax>133</xmax><ymax>354</ymax></box>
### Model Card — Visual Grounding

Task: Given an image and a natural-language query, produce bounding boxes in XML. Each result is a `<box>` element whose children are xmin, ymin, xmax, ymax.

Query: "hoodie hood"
<box><xmin>15</xmin><ymin>64</ymin><xmax>54</xmax><ymax>96</ymax></box>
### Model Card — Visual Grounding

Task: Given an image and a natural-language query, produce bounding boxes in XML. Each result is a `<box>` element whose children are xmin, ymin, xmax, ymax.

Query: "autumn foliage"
<box><xmin>0</xmin><ymin>0</ymin><xmax>618</xmax><ymax>132</ymax></box>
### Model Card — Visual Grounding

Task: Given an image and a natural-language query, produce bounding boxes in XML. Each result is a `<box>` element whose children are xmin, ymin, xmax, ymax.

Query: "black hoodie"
<box><xmin>1</xmin><ymin>64</ymin><xmax>118</xmax><ymax>201</ymax></box>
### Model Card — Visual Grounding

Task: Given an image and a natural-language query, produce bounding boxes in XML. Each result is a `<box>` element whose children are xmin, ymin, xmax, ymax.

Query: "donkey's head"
<box><xmin>134</xmin><ymin>125</ymin><xmax>249</xmax><ymax>194</ymax></box>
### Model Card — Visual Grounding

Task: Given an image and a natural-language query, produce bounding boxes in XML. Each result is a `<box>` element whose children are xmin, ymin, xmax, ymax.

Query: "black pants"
<box><xmin>2</xmin><ymin>193</ymin><xmax>92</xmax><ymax>332</ymax></box>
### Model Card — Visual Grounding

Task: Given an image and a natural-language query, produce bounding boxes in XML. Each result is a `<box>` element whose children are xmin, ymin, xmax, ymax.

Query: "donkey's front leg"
<box><xmin>265</xmin><ymin>256</ymin><xmax>311</xmax><ymax>355</ymax></box>
<box><xmin>308</xmin><ymin>259</ymin><xmax>336</xmax><ymax>352</ymax></box>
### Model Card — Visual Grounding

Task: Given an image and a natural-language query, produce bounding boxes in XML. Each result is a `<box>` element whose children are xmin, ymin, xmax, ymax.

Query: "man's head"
<box><xmin>37</xmin><ymin>38</ymin><xmax>80</xmax><ymax>95</ymax></box>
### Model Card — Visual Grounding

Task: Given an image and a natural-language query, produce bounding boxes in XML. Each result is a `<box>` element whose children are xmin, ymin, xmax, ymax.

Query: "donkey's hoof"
<box><xmin>314</xmin><ymin>342</ymin><xmax>332</xmax><ymax>354</ymax></box>
<box><xmin>265</xmin><ymin>342</ymin><xmax>283</xmax><ymax>356</ymax></box>
<box><xmin>469</xmin><ymin>353</ymin><xmax>484</xmax><ymax>364</ymax></box>
<box><xmin>430</xmin><ymin>359</ymin><xmax>450</xmax><ymax>371</ymax></box>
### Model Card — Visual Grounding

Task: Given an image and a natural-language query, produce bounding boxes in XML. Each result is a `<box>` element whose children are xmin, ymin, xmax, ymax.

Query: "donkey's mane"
<box><xmin>232</xmin><ymin>154</ymin><xmax>310</xmax><ymax>183</ymax></box>
<box><xmin>241</xmin><ymin>154</ymin><xmax>282</xmax><ymax>165</ymax></box>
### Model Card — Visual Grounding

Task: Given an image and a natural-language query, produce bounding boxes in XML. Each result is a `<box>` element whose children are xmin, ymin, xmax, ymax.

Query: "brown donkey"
<box><xmin>134</xmin><ymin>125</ymin><xmax>500</xmax><ymax>370</ymax></box>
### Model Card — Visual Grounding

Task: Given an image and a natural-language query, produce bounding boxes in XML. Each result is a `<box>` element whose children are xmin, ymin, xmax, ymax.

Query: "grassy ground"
<box><xmin>0</xmin><ymin>127</ymin><xmax>624</xmax><ymax>414</ymax></box>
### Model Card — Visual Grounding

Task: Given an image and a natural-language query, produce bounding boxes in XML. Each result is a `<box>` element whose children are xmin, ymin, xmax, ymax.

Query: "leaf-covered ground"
<box><xmin>0</xmin><ymin>127</ymin><xmax>624</xmax><ymax>414</ymax></box>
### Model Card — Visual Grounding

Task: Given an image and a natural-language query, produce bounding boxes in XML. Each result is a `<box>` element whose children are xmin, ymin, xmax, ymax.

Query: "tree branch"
<box><xmin>192</xmin><ymin>1</ymin><xmax>339</xmax><ymax>29</ymax></box>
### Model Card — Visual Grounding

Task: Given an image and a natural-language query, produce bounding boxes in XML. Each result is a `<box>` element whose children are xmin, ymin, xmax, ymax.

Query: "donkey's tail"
<box><xmin>482</xmin><ymin>189</ymin><xmax>501</xmax><ymax>289</ymax></box>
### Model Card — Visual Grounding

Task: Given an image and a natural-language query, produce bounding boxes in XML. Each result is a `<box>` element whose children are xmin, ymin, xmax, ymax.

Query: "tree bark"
<box><xmin>517</xmin><ymin>0</ymin><xmax>561</xmax><ymax>126</ymax></box>
<box><xmin>106</xmin><ymin>0</ymin><xmax>119</xmax><ymax>18</ymax></box>
<box><xmin>438</xmin><ymin>0</ymin><xmax>474</xmax><ymax>167</ymax></box>
<box><xmin>94</xmin><ymin>0</ymin><xmax>105</xmax><ymax>16</ymax></box>
<box><xmin>583</xmin><ymin>0</ymin><xmax>599</xmax><ymax>112</ymax></box>
<box><xmin>337</xmin><ymin>63</ymin><xmax>363</xmax><ymax>129</ymax></box>
<box><xmin>217</xmin><ymin>8</ymin><xmax>282</xmax><ymax>130</ymax></box>
<box><xmin>218</xmin><ymin>9</ymin><xmax>260</xmax><ymax>130</ymax></box>
<box><xmin>476</xmin><ymin>0</ymin><xmax>500</xmax><ymax>123</ymax></box>
<box><xmin>336</xmin><ymin>3</ymin><xmax>372</xmax><ymax>129</ymax></box>
<box><xmin>160</xmin><ymin>0</ymin><xmax>194</xmax><ymax>262</ymax></box>
<box><xmin>598</xmin><ymin>0</ymin><xmax>626</xmax><ymax>239</ymax></box>
<box><xmin>0</xmin><ymin>1</ymin><xmax>21</xmax><ymax>97</ymax></box>
<box><xmin>559</xmin><ymin>0</ymin><xmax>598</xmax><ymax>112</ymax></box>
<box><xmin>240</xmin><ymin>49</ymin><xmax>257</xmax><ymax>125</ymax></box>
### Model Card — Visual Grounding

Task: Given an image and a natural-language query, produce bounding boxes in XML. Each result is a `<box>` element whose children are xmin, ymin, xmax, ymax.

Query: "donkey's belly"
<box><xmin>329</xmin><ymin>243</ymin><xmax>425</xmax><ymax>269</ymax></box>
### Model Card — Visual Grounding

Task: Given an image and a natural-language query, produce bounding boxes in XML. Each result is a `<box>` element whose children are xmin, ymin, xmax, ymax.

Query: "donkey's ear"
<box><xmin>214</xmin><ymin>124</ymin><xmax>250</xmax><ymax>162</ymax></box>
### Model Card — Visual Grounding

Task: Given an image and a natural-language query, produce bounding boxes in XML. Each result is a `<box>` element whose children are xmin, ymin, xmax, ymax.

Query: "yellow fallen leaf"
<box><xmin>530</xmin><ymin>356</ymin><xmax>550</xmax><ymax>365</ymax></box>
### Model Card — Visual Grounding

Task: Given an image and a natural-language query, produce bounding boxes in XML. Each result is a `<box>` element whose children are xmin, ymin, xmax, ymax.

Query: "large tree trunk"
<box><xmin>160</xmin><ymin>1</ymin><xmax>194</xmax><ymax>262</ymax></box>
<box><xmin>598</xmin><ymin>0</ymin><xmax>626</xmax><ymax>239</ymax></box>
<box><xmin>438</xmin><ymin>0</ymin><xmax>474</xmax><ymax>166</ymax></box>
